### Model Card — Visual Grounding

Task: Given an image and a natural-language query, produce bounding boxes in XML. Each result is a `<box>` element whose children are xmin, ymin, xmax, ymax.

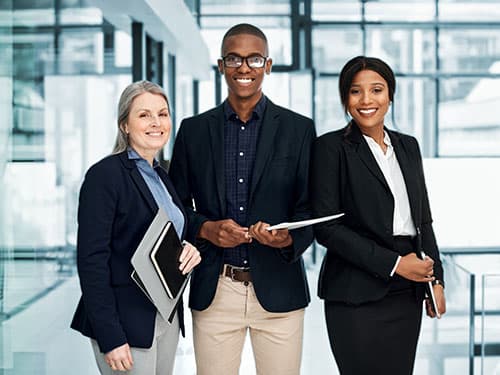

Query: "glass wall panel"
<box><xmin>313</xmin><ymin>27</ymin><xmax>363</xmax><ymax>73</ymax></box>
<box><xmin>1</xmin><ymin>0</ymin><xmax>132</xmax><ymax>340</ymax></box>
<box><xmin>198</xmin><ymin>69</ymin><xmax>216</xmax><ymax>113</ymax></box>
<box><xmin>481</xmin><ymin>274</ymin><xmax>500</xmax><ymax>374</ymax></box>
<box><xmin>315</xmin><ymin>77</ymin><xmax>345</xmax><ymax>136</ymax></box>
<box><xmin>365</xmin><ymin>0</ymin><xmax>435</xmax><ymax>22</ymax></box>
<box><xmin>439</xmin><ymin>29</ymin><xmax>500</xmax><ymax>74</ymax></box>
<box><xmin>366</xmin><ymin>27</ymin><xmax>436</xmax><ymax>74</ymax></box>
<box><xmin>439</xmin><ymin>0</ymin><xmax>500</xmax><ymax>22</ymax></box>
<box><xmin>312</xmin><ymin>0</ymin><xmax>361</xmax><ymax>22</ymax></box>
<box><xmin>415</xmin><ymin>255</ymin><xmax>474</xmax><ymax>375</ymax></box>
<box><xmin>439</xmin><ymin>78</ymin><xmax>500</xmax><ymax>156</ymax></box>
<box><xmin>0</xmin><ymin>2</ymin><xmax>13</xmax><ymax>340</ymax></box>
<box><xmin>392</xmin><ymin>77</ymin><xmax>436</xmax><ymax>151</ymax></box>
<box><xmin>201</xmin><ymin>16</ymin><xmax>292</xmax><ymax>65</ymax></box>
<box><xmin>200</xmin><ymin>0</ymin><xmax>290</xmax><ymax>15</ymax></box>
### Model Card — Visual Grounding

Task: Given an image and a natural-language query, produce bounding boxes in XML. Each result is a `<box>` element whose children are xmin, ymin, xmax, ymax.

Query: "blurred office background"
<box><xmin>1</xmin><ymin>0</ymin><xmax>499</xmax><ymax>374</ymax></box>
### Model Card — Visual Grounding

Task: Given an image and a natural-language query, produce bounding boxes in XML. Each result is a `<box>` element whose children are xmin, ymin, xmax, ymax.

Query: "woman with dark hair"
<box><xmin>310</xmin><ymin>56</ymin><xmax>446</xmax><ymax>374</ymax></box>
<box><xmin>71</xmin><ymin>80</ymin><xmax>201</xmax><ymax>374</ymax></box>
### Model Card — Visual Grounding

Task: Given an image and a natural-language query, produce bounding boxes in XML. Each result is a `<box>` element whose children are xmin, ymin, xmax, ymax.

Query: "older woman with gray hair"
<box><xmin>71</xmin><ymin>80</ymin><xmax>200</xmax><ymax>374</ymax></box>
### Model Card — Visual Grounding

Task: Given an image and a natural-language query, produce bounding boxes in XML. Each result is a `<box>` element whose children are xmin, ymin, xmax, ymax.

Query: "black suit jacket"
<box><xmin>71</xmin><ymin>151</ymin><xmax>186</xmax><ymax>353</ymax></box>
<box><xmin>311</xmin><ymin>122</ymin><xmax>443</xmax><ymax>305</ymax></box>
<box><xmin>169</xmin><ymin>98</ymin><xmax>316</xmax><ymax>312</ymax></box>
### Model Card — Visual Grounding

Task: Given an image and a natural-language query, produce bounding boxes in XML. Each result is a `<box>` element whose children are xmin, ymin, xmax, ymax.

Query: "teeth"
<box><xmin>236</xmin><ymin>78</ymin><xmax>252</xmax><ymax>83</ymax></box>
<box><xmin>147</xmin><ymin>132</ymin><xmax>162</xmax><ymax>136</ymax></box>
<box><xmin>359</xmin><ymin>109</ymin><xmax>376</xmax><ymax>114</ymax></box>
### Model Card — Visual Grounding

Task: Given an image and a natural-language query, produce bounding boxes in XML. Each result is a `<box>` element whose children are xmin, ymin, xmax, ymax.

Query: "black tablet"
<box><xmin>149</xmin><ymin>221</ymin><xmax>186</xmax><ymax>299</ymax></box>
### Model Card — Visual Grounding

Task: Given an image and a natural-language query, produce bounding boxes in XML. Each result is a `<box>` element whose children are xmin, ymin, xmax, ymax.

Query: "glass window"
<box><xmin>439</xmin><ymin>0</ymin><xmax>500</xmax><ymax>22</ymax></box>
<box><xmin>439</xmin><ymin>29</ymin><xmax>500</xmax><ymax>73</ymax></box>
<box><xmin>201</xmin><ymin>16</ymin><xmax>292</xmax><ymax>66</ymax></box>
<box><xmin>392</xmin><ymin>77</ymin><xmax>436</xmax><ymax>152</ymax></box>
<box><xmin>313</xmin><ymin>27</ymin><xmax>363</xmax><ymax>73</ymax></box>
<box><xmin>366</xmin><ymin>27</ymin><xmax>436</xmax><ymax>73</ymax></box>
<box><xmin>312</xmin><ymin>0</ymin><xmax>361</xmax><ymax>22</ymax></box>
<box><xmin>200</xmin><ymin>0</ymin><xmax>290</xmax><ymax>15</ymax></box>
<box><xmin>365</xmin><ymin>0</ymin><xmax>435</xmax><ymax>22</ymax></box>
<box><xmin>315</xmin><ymin>77</ymin><xmax>345</xmax><ymax>136</ymax></box>
<box><xmin>439</xmin><ymin>77</ymin><xmax>500</xmax><ymax>156</ymax></box>
<box><xmin>198</xmin><ymin>69</ymin><xmax>216</xmax><ymax>113</ymax></box>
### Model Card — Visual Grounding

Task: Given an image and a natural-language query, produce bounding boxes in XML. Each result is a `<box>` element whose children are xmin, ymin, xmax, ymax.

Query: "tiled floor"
<box><xmin>1</xmin><ymin>257</ymin><xmax>500</xmax><ymax>374</ymax></box>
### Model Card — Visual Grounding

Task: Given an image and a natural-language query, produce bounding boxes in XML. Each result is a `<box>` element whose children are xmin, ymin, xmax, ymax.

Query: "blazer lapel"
<box><xmin>119</xmin><ymin>151</ymin><xmax>158</xmax><ymax>214</ymax></box>
<box><xmin>249</xmin><ymin>100</ymin><xmax>280</xmax><ymax>205</ymax></box>
<box><xmin>390</xmin><ymin>131</ymin><xmax>420</xmax><ymax>221</ymax></box>
<box><xmin>345</xmin><ymin>123</ymin><xmax>390</xmax><ymax>192</ymax></box>
<box><xmin>207</xmin><ymin>105</ymin><xmax>227</xmax><ymax>216</ymax></box>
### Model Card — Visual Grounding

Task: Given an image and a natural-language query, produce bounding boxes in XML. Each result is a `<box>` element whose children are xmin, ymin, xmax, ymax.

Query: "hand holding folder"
<box><xmin>131</xmin><ymin>208</ymin><xmax>191</xmax><ymax>323</ymax></box>
<box><xmin>419</xmin><ymin>251</ymin><xmax>441</xmax><ymax>319</ymax></box>
<box><xmin>149</xmin><ymin>221</ymin><xmax>187</xmax><ymax>299</ymax></box>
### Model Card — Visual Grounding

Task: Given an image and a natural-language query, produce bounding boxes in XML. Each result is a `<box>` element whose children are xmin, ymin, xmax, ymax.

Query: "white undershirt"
<box><xmin>363</xmin><ymin>131</ymin><xmax>416</xmax><ymax>276</ymax></box>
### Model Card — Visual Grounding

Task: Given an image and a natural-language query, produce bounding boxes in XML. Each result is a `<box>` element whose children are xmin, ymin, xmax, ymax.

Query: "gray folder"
<box><xmin>131</xmin><ymin>208</ymin><xmax>190</xmax><ymax>323</ymax></box>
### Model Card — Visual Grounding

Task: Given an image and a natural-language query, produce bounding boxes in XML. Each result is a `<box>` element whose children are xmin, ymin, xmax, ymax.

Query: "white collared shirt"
<box><xmin>363</xmin><ymin>131</ymin><xmax>416</xmax><ymax>276</ymax></box>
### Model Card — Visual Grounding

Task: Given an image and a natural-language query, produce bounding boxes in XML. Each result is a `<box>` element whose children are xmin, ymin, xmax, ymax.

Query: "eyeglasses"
<box><xmin>221</xmin><ymin>54</ymin><xmax>268</xmax><ymax>69</ymax></box>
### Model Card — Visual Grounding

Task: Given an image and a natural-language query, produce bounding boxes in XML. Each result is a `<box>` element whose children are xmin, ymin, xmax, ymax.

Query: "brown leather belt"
<box><xmin>222</xmin><ymin>264</ymin><xmax>252</xmax><ymax>283</ymax></box>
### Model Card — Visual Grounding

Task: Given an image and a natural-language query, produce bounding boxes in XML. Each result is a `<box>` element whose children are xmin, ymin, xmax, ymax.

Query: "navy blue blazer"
<box><xmin>71</xmin><ymin>151</ymin><xmax>186</xmax><ymax>354</ymax></box>
<box><xmin>169</xmin><ymin>98</ymin><xmax>316</xmax><ymax>313</ymax></box>
<box><xmin>311</xmin><ymin>122</ymin><xmax>443</xmax><ymax>305</ymax></box>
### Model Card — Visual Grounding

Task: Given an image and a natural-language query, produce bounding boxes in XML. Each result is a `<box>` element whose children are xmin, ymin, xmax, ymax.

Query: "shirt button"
<box><xmin>241</xmin><ymin>126</ymin><xmax>245</xmax><ymax>130</ymax></box>
<box><xmin>238</xmin><ymin>178</ymin><xmax>244</xmax><ymax>183</ymax></box>
<box><xmin>239</xmin><ymin>206</ymin><xmax>244</xmax><ymax>211</ymax></box>
<box><xmin>239</xmin><ymin>151</ymin><xmax>244</xmax><ymax>156</ymax></box>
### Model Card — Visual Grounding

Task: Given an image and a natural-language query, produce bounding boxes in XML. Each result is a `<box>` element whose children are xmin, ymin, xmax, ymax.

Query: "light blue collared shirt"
<box><xmin>127</xmin><ymin>148</ymin><xmax>184</xmax><ymax>238</ymax></box>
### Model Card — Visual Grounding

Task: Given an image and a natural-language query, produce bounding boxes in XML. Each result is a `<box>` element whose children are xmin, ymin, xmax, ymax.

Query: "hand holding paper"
<box><xmin>265</xmin><ymin>213</ymin><xmax>344</xmax><ymax>231</ymax></box>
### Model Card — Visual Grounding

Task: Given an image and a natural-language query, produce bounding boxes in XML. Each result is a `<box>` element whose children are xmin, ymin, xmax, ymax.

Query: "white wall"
<box><xmin>424</xmin><ymin>158</ymin><xmax>500</xmax><ymax>249</ymax></box>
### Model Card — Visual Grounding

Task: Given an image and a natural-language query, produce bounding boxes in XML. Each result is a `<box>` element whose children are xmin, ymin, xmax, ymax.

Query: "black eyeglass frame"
<box><xmin>220</xmin><ymin>54</ymin><xmax>268</xmax><ymax>69</ymax></box>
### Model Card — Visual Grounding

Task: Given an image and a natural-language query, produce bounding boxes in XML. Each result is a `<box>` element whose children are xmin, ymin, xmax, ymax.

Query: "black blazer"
<box><xmin>71</xmin><ymin>151</ymin><xmax>187</xmax><ymax>353</ymax></box>
<box><xmin>311</xmin><ymin>122</ymin><xmax>443</xmax><ymax>305</ymax></box>
<box><xmin>169</xmin><ymin>98</ymin><xmax>316</xmax><ymax>313</ymax></box>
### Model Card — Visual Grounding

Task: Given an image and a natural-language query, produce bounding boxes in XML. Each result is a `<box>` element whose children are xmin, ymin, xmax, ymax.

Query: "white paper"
<box><xmin>265</xmin><ymin>213</ymin><xmax>344</xmax><ymax>231</ymax></box>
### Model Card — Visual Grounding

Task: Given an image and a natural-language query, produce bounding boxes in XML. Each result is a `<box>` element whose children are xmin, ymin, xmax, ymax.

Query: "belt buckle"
<box><xmin>229</xmin><ymin>266</ymin><xmax>238</xmax><ymax>282</ymax></box>
<box><xmin>226</xmin><ymin>265</ymin><xmax>249</xmax><ymax>282</ymax></box>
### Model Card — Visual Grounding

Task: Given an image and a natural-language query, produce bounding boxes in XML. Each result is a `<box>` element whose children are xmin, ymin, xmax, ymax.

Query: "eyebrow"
<box><xmin>350</xmin><ymin>82</ymin><xmax>386</xmax><ymax>87</ymax></box>
<box><xmin>135</xmin><ymin>107</ymin><xmax>169</xmax><ymax>112</ymax></box>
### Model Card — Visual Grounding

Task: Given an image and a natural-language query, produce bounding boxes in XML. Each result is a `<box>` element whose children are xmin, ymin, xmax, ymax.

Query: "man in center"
<box><xmin>169</xmin><ymin>23</ymin><xmax>316</xmax><ymax>375</ymax></box>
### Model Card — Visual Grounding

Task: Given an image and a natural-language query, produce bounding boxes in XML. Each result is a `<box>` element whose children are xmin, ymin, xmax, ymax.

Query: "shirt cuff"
<box><xmin>390</xmin><ymin>256</ymin><xmax>402</xmax><ymax>277</ymax></box>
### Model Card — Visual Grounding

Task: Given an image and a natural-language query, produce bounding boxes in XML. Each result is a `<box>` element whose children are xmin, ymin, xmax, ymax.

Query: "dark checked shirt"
<box><xmin>223</xmin><ymin>95</ymin><xmax>267</xmax><ymax>267</ymax></box>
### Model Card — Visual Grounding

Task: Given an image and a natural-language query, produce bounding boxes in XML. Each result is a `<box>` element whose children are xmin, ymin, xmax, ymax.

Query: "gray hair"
<box><xmin>112</xmin><ymin>80</ymin><xmax>170</xmax><ymax>154</ymax></box>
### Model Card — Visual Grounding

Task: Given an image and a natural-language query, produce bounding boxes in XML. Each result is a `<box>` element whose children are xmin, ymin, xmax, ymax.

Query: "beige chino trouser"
<box><xmin>192</xmin><ymin>272</ymin><xmax>305</xmax><ymax>375</ymax></box>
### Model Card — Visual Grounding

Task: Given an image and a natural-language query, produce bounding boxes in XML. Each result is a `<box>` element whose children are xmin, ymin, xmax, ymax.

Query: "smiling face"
<box><xmin>123</xmin><ymin>92</ymin><xmax>171</xmax><ymax>163</ymax></box>
<box><xmin>347</xmin><ymin>69</ymin><xmax>391</xmax><ymax>135</ymax></box>
<box><xmin>218</xmin><ymin>33</ymin><xmax>272</xmax><ymax>105</ymax></box>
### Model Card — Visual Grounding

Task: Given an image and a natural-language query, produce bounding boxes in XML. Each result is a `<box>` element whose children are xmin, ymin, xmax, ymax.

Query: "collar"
<box><xmin>127</xmin><ymin>147</ymin><xmax>159</xmax><ymax>168</ymax></box>
<box><xmin>362</xmin><ymin>130</ymin><xmax>392</xmax><ymax>148</ymax></box>
<box><xmin>223</xmin><ymin>94</ymin><xmax>267</xmax><ymax>122</ymax></box>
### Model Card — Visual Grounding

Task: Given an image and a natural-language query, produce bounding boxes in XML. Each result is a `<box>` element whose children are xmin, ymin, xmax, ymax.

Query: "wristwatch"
<box><xmin>432</xmin><ymin>279</ymin><xmax>445</xmax><ymax>289</ymax></box>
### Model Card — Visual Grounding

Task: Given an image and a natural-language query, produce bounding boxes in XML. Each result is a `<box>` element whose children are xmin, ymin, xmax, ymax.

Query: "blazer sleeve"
<box><xmin>310</xmin><ymin>135</ymin><xmax>399</xmax><ymax>280</ymax></box>
<box><xmin>413</xmin><ymin>138</ymin><xmax>443</xmax><ymax>280</ymax></box>
<box><xmin>169</xmin><ymin>120</ymin><xmax>209</xmax><ymax>246</ymax></box>
<box><xmin>76</xmin><ymin>164</ymin><xmax>127</xmax><ymax>353</ymax></box>
<box><xmin>280</xmin><ymin>119</ymin><xmax>316</xmax><ymax>262</ymax></box>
